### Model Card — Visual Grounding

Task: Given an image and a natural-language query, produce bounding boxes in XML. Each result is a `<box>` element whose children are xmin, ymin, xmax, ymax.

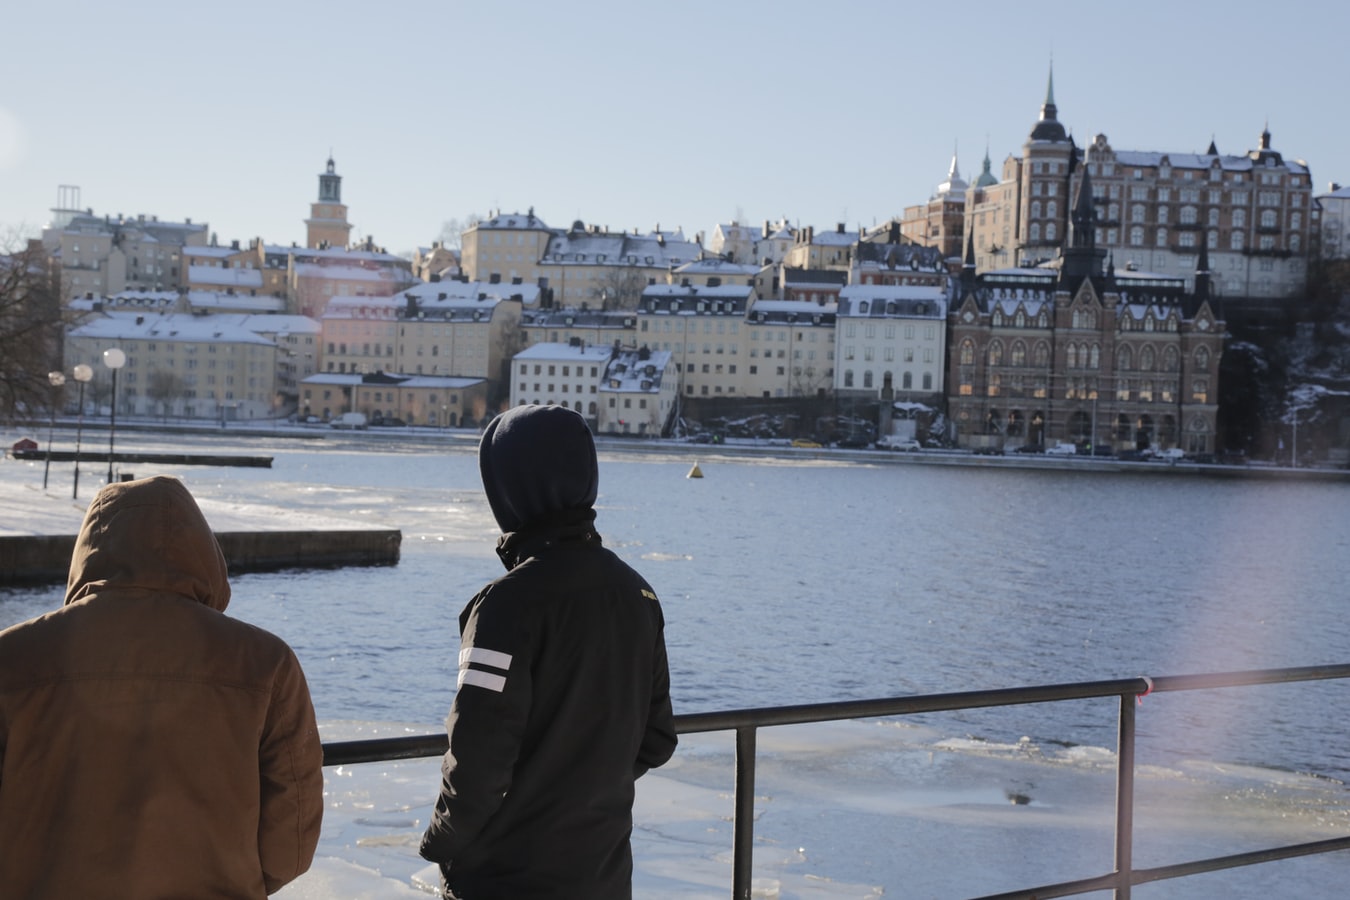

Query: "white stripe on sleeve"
<box><xmin>459</xmin><ymin>647</ymin><xmax>513</xmax><ymax>671</ymax></box>
<box><xmin>458</xmin><ymin>668</ymin><xmax>508</xmax><ymax>693</ymax></box>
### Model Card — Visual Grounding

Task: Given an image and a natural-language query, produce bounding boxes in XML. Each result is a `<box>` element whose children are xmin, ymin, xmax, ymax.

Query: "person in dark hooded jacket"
<box><xmin>420</xmin><ymin>404</ymin><xmax>677</xmax><ymax>900</ymax></box>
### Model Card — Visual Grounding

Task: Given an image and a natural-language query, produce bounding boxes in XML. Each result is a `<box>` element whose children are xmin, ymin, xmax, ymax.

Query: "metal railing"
<box><xmin>321</xmin><ymin>664</ymin><xmax>1350</xmax><ymax>899</ymax></box>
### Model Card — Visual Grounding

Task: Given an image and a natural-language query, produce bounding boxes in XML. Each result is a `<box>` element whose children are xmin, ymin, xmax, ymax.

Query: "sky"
<box><xmin>2</xmin><ymin>1</ymin><xmax>1347</xmax><ymax>259</ymax></box>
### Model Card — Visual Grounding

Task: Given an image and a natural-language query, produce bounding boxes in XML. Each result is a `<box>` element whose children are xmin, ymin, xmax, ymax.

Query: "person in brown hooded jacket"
<box><xmin>0</xmin><ymin>475</ymin><xmax>324</xmax><ymax>898</ymax></box>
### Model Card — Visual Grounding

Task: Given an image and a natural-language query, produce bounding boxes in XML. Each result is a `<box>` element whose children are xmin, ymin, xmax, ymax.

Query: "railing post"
<box><xmin>1114</xmin><ymin>694</ymin><xmax>1137</xmax><ymax>900</ymax></box>
<box><xmin>732</xmin><ymin>725</ymin><xmax>757</xmax><ymax>900</ymax></box>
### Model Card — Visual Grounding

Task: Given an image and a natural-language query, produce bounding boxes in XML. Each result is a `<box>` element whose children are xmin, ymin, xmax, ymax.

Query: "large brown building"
<box><xmin>950</xmin><ymin>162</ymin><xmax>1225</xmax><ymax>455</ymax></box>
<box><xmin>966</xmin><ymin>68</ymin><xmax>1314</xmax><ymax>300</ymax></box>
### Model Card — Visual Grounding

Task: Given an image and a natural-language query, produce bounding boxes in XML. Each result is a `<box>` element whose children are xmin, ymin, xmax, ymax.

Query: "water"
<box><xmin>4</xmin><ymin>431</ymin><xmax>1350</xmax><ymax>896</ymax></box>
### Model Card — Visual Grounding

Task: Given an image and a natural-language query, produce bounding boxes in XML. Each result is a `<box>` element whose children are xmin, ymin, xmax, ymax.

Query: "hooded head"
<box><xmin>479</xmin><ymin>405</ymin><xmax>599</xmax><ymax>534</ymax></box>
<box><xmin>65</xmin><ymin>475</ymin><xmax>231</xmax><ymax>611</ymax></box>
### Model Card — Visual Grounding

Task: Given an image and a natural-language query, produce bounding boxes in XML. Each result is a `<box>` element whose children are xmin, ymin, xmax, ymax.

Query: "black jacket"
<box><xmin>420</xmin><ymin>511</ymin><xmax>677</xmax><ymax>900</ymax></box>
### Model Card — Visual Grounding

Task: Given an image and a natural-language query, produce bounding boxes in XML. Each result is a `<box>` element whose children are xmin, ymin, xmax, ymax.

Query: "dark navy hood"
<box><xmin>479</xmin><ymin>405</ymin><xmax>599</xmax><ymax>534</ymax></box>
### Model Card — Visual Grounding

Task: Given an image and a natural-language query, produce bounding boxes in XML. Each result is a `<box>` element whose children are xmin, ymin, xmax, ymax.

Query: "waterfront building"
<box><xmin>636</xmin><ymin>283</ymin><xmax>752</xmax><ymax>398</ymax></box>
<box><xmin>835</xmin><ymin>283</ymin><xmax>948</xmax><ymax>402</ymax></box>
<box><xmin>300</xmin><ymin>371</ymin><xmax>486</xmax><ymax>426</ymax></box>
<box><xmin>949</xmin><ymin>160</ymin><xmax>1225</xmax><ymax>454</ymax></box>
<box><xmin>853</xmin><ymin>225</ymin><xmax>950</xmax><ymax>287</ymax></box>
<box><xmin>508</xmin><ymin>341</ymin><xmax>614</xmax><ymax>424</ymax></box>
<box><xmin>742</xmin><ymin>299</ymin><xmax>836</xmax><ymax>399</ymax></box>
<box><xmin>596</xmin><ymin>346</ymin><xmax>677</xmax><ymax>436</ymax></box>
<box><xmin>1315</xmin><ymin>182</ymin><xmax>1350</xmax><ymax>259</ymax></box>
<box><xmin>42</xmin><ymin>186</ymin><xmax>208</xmax><ymax>301</ymax></box>
<box><xmin>65</xmin><ymin>311</ymin><xmax>280</xmax><ymax>421</ymax></box>
<box><xmin>966</xmin><ymin>68</ymin><xmax>1314</xmax><ymax>300</ymax></box>
<box><xmin>289</xmin><ymin>243</ymin><xmax>416</xmax><ymax>319</ymax></box>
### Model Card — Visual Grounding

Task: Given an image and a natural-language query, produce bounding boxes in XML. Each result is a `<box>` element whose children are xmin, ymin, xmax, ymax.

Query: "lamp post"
<box><xmin>43</xmin><ymin>371</ymin><xmax>66</xmax><ymax>490</ymax></box>
<box><xmin>103</xmin><ymin>348</ymin><xmax>127</xmax><ymax>484</ymax></box>
<box><xmin>71</xmin><ymin>364</ymin><xmax>94</xmax><ymax>499</ymax></box>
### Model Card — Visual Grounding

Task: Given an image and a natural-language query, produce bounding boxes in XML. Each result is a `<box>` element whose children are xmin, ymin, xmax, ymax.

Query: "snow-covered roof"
<box><xmin>520</xmin><ymin>308</ymin><xmax>632</xmax><ymax>329</ymax></box>
<box><xmin>514</xmin><ymin>342</ymin><xmax>615</xmax><ymax>363</ymax></box>
<box><xmin>641</xmin><ymin>283</ymin><xmax>752</xmax><ymax>302</ymax></box>
<box><xmin>184</xmin><ymin>246</ymin><xmax>239</xmax><ymax>260</ymax></box>
<box><xmin>68</xmin><ymin>311</ymin><xmax>275</xmax><ymax>346</ymax></box>
<box><xmin>293</xmin><ymin>261</ymin><xmax>414</xmax><ymax>283</ymax></box>
<box><xmin>186</xmin><ymin>290</ymin><xmax>286</xmax><ymax>314</ymax></box>
<box><xmin>671</xmin><ymin>257</ymin><xmax>762</xmax><ymax>277</ymax></box>
<box><xmin>1112</xmin><ymin>149</ymin><xmax>1309</xmax><ymax>176</ymax></box>
<box><xmin>188</xmin><ymin>265</ymin><xmax>264</xmax><ymax>289</ymax></box>
<box><xmin>600</xmin><ymin>348</ymin><xmax>674</xmax><ymax>394</ymax></box>
<box><xmin>837</xmin><ymin>284</ymin><xmax>947</xmax><ymax>318</ymax></box>
<box><xmin>544</xmin><ymin>230</ymin><xmax>701</xmax><ymax>268</ymax></box>
<box><xmin>476</xmin><ymin>210</ymin><xmax>550</xmax><ymax>231</ymax></box>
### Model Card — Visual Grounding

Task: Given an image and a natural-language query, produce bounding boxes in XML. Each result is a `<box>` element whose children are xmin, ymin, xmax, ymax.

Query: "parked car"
<box><xmin>1155</xmin><ymin>447</ymin><xmax>1187</xmax><ymax>462</ymax></box>
<box><xmin>791</xmin><ymin>438</ymin><xmax>822</xmax><ymax>448</ymax></box>
<box><xmin>1013</xmin><ymin>444</ymin><xmax>1043</xmax><ymax>454</ymax></box>
<box><xmin>876</xmin><ymin>436</ymin><xmax>922</xmax><ymax>452</ymax></box>
<box><xmin>1044</xmin><ymin>443</ymin><xmax>1079</xmax><ymax>456</ymax></box>
<box><xmin>373</xmin><ymin>416</ymin><xmax>407</xmax><ymax>427</ymax></box>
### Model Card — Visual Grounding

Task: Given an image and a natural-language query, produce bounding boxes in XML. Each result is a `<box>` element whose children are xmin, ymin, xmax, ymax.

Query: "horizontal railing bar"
<box><xmin>966</xmin><ymin>869</ymin><xmax>1122</xmax><ymax>900</ymax></box>
<box><xmin>321</xmin><ymin>664</ymin><xmax>1350</xmax><ymax>765</ymax></box>
<box><xmin>1131</xmin><ymin>835</ymin><xmax>1350</xmax><ymax>885</ymax></box>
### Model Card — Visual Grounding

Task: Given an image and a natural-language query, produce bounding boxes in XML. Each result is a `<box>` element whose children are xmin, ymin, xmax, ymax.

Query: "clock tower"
<box><xmin>305</xmin><ymin>156</ymin><xmax>353</xmax><ymax>250</ymax></box>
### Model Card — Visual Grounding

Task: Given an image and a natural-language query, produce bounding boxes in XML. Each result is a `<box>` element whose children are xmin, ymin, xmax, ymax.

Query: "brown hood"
<box><xmin>65</xmin><ymin>475</ymin><xmax>230</xmax><ymax>611</ymax></box>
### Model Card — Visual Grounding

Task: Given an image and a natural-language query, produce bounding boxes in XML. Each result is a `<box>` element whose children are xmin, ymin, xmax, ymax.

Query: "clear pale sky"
<box><xmin>2</xmin><ymin>0</ymin><xmax>1345</xmax><ymax>258</ymax></box>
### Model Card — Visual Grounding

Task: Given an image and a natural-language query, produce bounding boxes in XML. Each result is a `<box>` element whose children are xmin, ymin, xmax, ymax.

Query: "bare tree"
<box><xmin>590</xmin><ymin>267</ymin><xmax>649</xmax><ymax>311</ymax></box>
<box><xmin>146</xmin><ymin>369</ymin><xmax>185</xmax><ymax>421</ymax></box>
<box><xmin>0</xmin><ymin>234</ymin><xmax>64</xmax><ymax>425</ymax></box>
<box><xmin>439</xmin><ymin>213</ymin><xmax>484</xmax><ymax>252</ymax></box>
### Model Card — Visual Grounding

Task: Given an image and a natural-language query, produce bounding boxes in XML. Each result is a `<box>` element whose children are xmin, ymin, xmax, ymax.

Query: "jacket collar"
<box><xmin>495</xmin><ymin>507</ymin><xmax>600</xmax><ymax>571</ymax></box>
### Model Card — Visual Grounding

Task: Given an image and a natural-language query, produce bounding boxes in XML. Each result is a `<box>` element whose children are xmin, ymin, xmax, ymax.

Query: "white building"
<box><xmin>834</xmin><ymin>283</ymin><xmax>948</xmax><ymax>399</ymax></box>
<box><xmin>1316</xmin><ymin>183</ymin><xmax>1350</xmax><ymax>259</ymax></box>
<box><xmin>509</xmin><ymin>342</ymin><xmax>615</xmax><ymax>424</ymax></box>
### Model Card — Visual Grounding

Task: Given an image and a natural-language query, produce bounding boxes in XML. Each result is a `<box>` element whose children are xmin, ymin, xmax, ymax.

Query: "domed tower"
<box><xmin>305</xmin><ymin>156</ymin><xmax>353</xmax><ymax>250</ymax></box>
<box><xmin>1019</xmin><ymin>64</ymin><xmax>1076</xmax><ymax>265</ymax></box>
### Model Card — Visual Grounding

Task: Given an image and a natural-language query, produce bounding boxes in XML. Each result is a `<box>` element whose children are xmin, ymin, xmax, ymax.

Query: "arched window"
<box><xmin>1117</xmin><ymin>345</ymin><xmax>1133</xmax><ymax>371</ymax></box>
<box><xmin>863</xmin><ymin>370</ymin><xmax>873</xmax><ymax>389</ymax></box>
<box><xmin>1163</xmin><ymin>346</ymin><xmax>1179</xmax><ymax>372</ymax></box>
<box><xmin>902</xmin><ymin>371</ymin><xmax>912</xmax><ymax>389</ymax></box>
<box><xmin>1033</xmin><ymin>342</ymin><xmax>1050</xmax><ymax>367</ymax></box>
<box><xmin>1066</xmin><ymin>343</ymin><xmax>1079</xmax><ymax>368</ymax></box>
<box><xmin>1031</xmin><ymin>201</ymin><xmax>1042</xmax><ymax>219</ymax></box>
<box><xmin>1030</xmin><ymin>223</ymin><xmax>1041</xmax><ymax>242</ymax></box>
<box><xmin>1260</xmin><ymin>209</ymin><xmax>1277</xmax><ymax>228</ymax></box>
<box><xmin>1132</xmin><ymin>205</ymin><xmax>1146</xmax><ymax>223</ymax></box>
<box><xmin>1011</xmin><ymin>341</ymin><xmax>1027</xmax><ymax>366</ymax></box>
<box><xmin>1156</xmin><ymin>227</ymin><xmax>1168</xmax><ymax>247</ymax></box>
<box><xmin>1180</xmin><ymin>206</ymin><xmax>1198</xmax><ymax>225</ymax></box>
<box><xmin>1046</xmin><ymin>223</ymin><xmax>1058</xmax><ymax>242</ymax></box>
<box><xmin>1089</xmin><ymin>344</ymin><xmax>1100</xmax><ymax>368</ymax></box>
<box><xmin>987</xmin><ymin>341</ymin><xmax>1004</xmax><ymax>366</ymax></box>
<box><xmin>844</xmin><ymin>370</ymin><xmax>854</xmax><ymax>387</ymax></box>
<box><xmin>1195</xmin><ymin>346</ymin><xmax>1211</xmax><ymax>370</ymax></box>
<box><xmin>1047</xmin><ymin>201</ymin><xmax>1058</xmax><ymax>218</ymax></box>
<box><xmin>1231</xmin><ymin>230</ymin><xmax>1244</xmax><ymax>250</ymax></box>
<box><xmin>959</xmin><ymin>340</ymin><xmax>975</xmax><ymax>365</ymax></box>
<box><xmin>1130</xmin><ymin>226</ymin><xmax>1144</xmax><ymax>246</ymax></box>
<box><xmin>1140</xmin><ymin>345</ymin><xmax>1156</xmax><ymax>370</ymax></box>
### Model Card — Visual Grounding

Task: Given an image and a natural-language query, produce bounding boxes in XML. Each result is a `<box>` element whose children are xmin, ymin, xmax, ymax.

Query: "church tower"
<box><xmin>305</xmin><ymin>156</ymin><xmax>353</xmax><ymax>250</ymax></box>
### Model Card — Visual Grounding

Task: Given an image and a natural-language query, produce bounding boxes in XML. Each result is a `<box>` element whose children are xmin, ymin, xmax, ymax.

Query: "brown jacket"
<box><xmin>0</xmin><ymin>476</ymin><xmax>324</xmax><ymax>898</ymax></box>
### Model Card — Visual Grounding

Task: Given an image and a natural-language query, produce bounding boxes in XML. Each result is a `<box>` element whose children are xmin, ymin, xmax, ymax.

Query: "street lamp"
<box><xmin>71</xmin><ymin>364</ymin><xmax>93</xmax><ymax>499</ymax></box>
<box><xmin>43</xmin><ymin>371</ymin><xmax>66</xmax><ymax>490</ymax></box>
<box><xmin>103</xmin><ymin>348</ymin><xmax>127</xmax><ymax>484</ymax></box>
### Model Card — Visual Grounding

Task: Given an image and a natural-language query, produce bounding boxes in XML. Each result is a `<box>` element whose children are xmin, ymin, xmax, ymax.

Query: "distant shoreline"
<box><xmin>8</xmin><ymin>418</ymin><xmax>1348</xmax><ymax>482</ymax></box>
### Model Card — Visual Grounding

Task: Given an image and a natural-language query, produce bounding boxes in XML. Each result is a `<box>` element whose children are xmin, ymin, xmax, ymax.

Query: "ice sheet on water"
<box><xmin>281</xmin><ymin>719</ymin><xmax>1350</xmax><ymax>899</ymax></box>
